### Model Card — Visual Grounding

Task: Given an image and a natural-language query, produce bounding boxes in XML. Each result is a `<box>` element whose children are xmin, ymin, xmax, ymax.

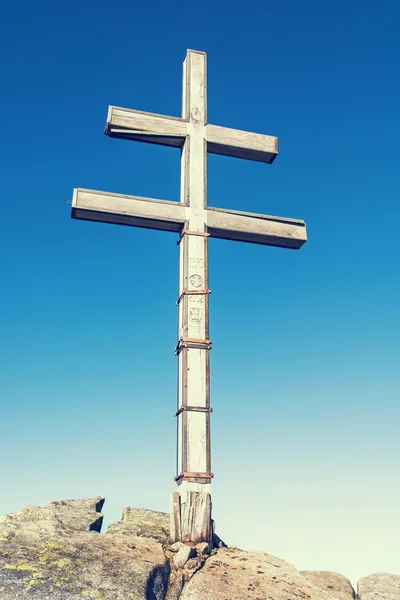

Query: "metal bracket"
<box><xmin>175</xmin><ymin>337</ymin><xmax>212</xmax><ymax>355</ymax></box>
<box><xmin>177</xmin><ymin>230</ymin><xmax>210</xmax><ymax>246</ymax></box>
<box><xmin>174</xmin><ymin>406</ymin><xmax>213</xmax><ymax>417</ymax></box>
<box><xmin>174</xmin><ymin>471</ymin><xmax>214</xmax><ymax>482</ymax></box>
<box><xmin>174</xmin><ymin>472</ymin><xmax>214</xmax><ymax>483</ymax></box>
<box><xmin>176</xmin><ymin>289</ymin><xmax>211</xmax><ymax>305</ymax></box>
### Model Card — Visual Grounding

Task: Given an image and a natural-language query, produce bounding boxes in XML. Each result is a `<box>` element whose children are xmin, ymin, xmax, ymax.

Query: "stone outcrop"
<box><xmin>179</xmin><ymin>546</ymin><xmax>352</xmax><ymax>600</ymax></box>
<box><xmin>0</xmin><ymin>497</ymin><xmax>169</xmax><ymax>599</ymax></box>
<box><xmin>106</xmin><ymin>506</ymin><xmax>169</xmax><ymax>544</ymax></box>
<box><xmin>357</xmin><ymin>573</ymin><xmax>400</xmax><ymax>599</ymax></box>
<box><xmin>0</xmin><ymin>497</ymin><xmax>398</xmax><ymax>599</ymax></box>
<box><xmin>164</xmin><ymin>541</ymin><xmax>212</xmax><ymax>600</ymax></box>
<box><xmin>301</xmin><ymin>570</ymin><xmax>355</xmax><ymax>599</ymax></box>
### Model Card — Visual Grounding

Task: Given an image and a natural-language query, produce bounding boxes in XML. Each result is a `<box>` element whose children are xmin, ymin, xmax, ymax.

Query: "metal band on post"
<box><xmin>174</xmin><ymin>471</ymin><xmax>214</xmax><ymax>483</ymax></box>
<box><xmin>176</xmin><ymin>288</ymin><xmax>211</xmax><ymax>305</ymax></box>
<box><xmin>175</xmin><ymin>406</ymin><xmax>213</xmax><ymax>417</ymax></box>
<box><xmin>174</xmin><ymin>337</ymin><xmax>212</xmax><ymax>355</ymax></box>
<box><xmin>177</xmin><ymin>230</ymin><xmax>210</xmax><ymax>246</ymax></box>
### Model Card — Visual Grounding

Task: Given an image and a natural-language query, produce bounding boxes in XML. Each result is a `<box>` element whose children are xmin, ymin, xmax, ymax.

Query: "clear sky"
<box><xmin>1</xmin><ymin>0</ymin><xmax>399</xmax><ymax>587</ymax></box>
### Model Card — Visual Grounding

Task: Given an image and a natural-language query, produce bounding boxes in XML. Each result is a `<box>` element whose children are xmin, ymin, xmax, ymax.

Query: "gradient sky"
<box><xmin>1</xmin><ymin>0</ymin><xmax>399</xmax><ymax>587</ymax></box>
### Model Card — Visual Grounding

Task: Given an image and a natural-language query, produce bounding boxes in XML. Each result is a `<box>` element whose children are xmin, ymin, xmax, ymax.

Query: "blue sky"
<box><xmin>1</xmin><ymin>0</ymin><xmax>399</xmax><ymax>586</ymax></box>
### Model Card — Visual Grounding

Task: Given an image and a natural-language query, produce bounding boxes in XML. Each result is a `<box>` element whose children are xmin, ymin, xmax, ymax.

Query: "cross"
<box><xmin>71</xmin><ymin>49</ymin><xmax>307</xmax><ymax>545</ymax></box>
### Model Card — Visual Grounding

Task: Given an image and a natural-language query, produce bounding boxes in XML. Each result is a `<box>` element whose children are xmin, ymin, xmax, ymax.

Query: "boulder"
<box><xmin>106</xmin><ymin>506</ymin><xmax>170</xmax><ymax>543</ymax></box>
<box><xmin>173</xmin><ymin>545</ymin><xmax>195</xmax><ymax>569</ymax></box>
<box><xmin>195</xmin><ymin>542</ymin><xmax>211</xmax><ymax>558</ymax></box>
<box><xmin>357</xmin><ymin>573</ymin><xmax>400</xmax><ymax>599</ymax></box>
<box><xmin>301</xmin><ymin>570</ymin><xmax>355</xmax><ymax>599</ymax></box>
<box><xmin>180</xmin><ymin>546</ymin><xmax>346</xmax><ymax>599</ymax></box>
<box><xmin>0</xmin><ymin>497</ymin><xmax>169</xmax><ymax>599</ymax></box>
<box><xmin>0</xmin><ymin>496</ymin><xmax>105</xmax><ymax>534</ymax></box>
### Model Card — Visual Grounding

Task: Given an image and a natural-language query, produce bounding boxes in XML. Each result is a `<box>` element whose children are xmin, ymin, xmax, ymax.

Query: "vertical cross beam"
<box><xmin>172</xmin><ymin>51</ymin><xmax>213</xmax><ymax>544</ymax></box>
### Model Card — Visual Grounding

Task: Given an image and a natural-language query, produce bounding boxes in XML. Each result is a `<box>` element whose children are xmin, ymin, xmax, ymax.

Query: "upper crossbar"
<box><xmin>105</xmin><ymin>106</ymin><xmax>278</xmax><ymax>163</ymax></box>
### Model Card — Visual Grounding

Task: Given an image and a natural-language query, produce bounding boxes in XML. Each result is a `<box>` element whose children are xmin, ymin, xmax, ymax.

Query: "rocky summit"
<box><xmin>0</xmin><ymin>497</ymin><xmax>397</xmax><ymax>600</ymax></box>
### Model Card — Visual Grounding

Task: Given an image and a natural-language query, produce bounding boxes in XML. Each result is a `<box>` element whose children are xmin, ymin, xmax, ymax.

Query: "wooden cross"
<box><xmin>71</xmin><ymin>49</ymin><xmax>307</xmax><ymax>545</ymax></box>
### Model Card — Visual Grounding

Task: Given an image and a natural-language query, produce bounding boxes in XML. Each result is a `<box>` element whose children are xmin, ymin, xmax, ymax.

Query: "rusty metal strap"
<box><xmin>174</xmin><ymin>337</ymin><xmax>212</xmax><ymax>355</ymax></box>
<box><xmin>177</xmin><ymin>230</ymin><xmax>210</xmax><ymax>246</ymax></box>
<box><xmin>174</xmin><ymin>406</ymin><xmax>213</xmax><ymax>417</ymax></box>
<box><xmin>174</xmin><ymin>471</ymin><xmax>214</xmax><ymax>482</ymax></box>
<box><xmin>176</xmin><ymin>289</ymin><xmax>211</xmax><ymax>305</ymax></box>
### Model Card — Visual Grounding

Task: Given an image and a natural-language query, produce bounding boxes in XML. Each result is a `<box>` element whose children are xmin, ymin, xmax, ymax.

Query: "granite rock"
<box><xmin>195</xmin><ymin>542</ymin><xmax>211</xmax><ymax>558</ymax></box>
<box><xmin>0</xmin><ymin>497</ymin><xmax>169</xmax><ymax>600</ymax></box>
<box><xmin>180</xmin><ymin>546</ymin><xmax>347</xmax><ymax>600</ymax></box>
<box><xmin>1</xmin><ymin>496</ymin><xmax>398</xmax><ymax>600</ymax></box>
<box><xmin>106</xmin><ymin>506</ymin><xmax>169</xmax><ymax>544</ymax></box>
<box><xmin>357</xmin><ymin>573</ymin><xmax>400</xmax><ymax>600</ymax></box>
<box><xmin>301</xmin><ymin>570</ymin><xmax>355</xmax><ymax>599</ymax></box>
<box><xmin>173</xmin><ymin>545</ymin><xmax>195</xmax><ymax>569</ymax></box>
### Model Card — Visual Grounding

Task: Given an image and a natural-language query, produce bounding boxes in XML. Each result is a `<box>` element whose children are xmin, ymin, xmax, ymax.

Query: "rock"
<box><xmin>174</xmin><ymin>545</ymin><xmax>195</xmax><ymax>568</ymax></box>
<box><xmin>169</xmin><ymin>541</ymin><xmax>185</xmax><ymax>552</ymax></box>
<box><xmin>0</xmin><ymin>497</ymin><xmax>169</xmax><ymax>599</ymax></box>
<box><xmin>106</xmin><ymin>506</ymin><xmax>169</xmax><ymax>543</ymax></box>
<box><xmin>183</xmin><ymin>557</ymin><xmax>203</xmax><ymax>580</ymax></box>
<box><xmin>0</xmin><ymin>496</ymin><xmax>105</xmax><ymax>534</ymax></box>
<box><xmin>165</xmin><ymin>573</ymin><xmax>184</xmax><ymax>600</ymax></box>
<box><xmin>180</xmin><ymin>546</ymin><xmax>346</xmax><ymax>600</ymax></box>
<box><xmin>4</xmin><ymin>496</ymin><xmax>386</xmax><ymax>600</ymax></box>
<box><xmin>357</xmin><ymin>573</ymin><xmax>400</xmax><ymax>599</ymax></box>
<box><xmin>212</xmin><ymin>532</ymin><xmax>226</xmax><ymax>548</ymax></box>
<box><xmin>195</xmin><ymin>542</ymin><xmax>211</xmax><ymax>557</ymax></box>
<box><xmin>301</xmin><ymin>570</ymin><xmax>355</xmax><ymax>599</ymax></box>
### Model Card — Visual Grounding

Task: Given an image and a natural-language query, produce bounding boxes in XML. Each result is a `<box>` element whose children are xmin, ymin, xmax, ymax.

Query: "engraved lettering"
<box><xmin>189</xmin><ymin>258</ymin><xmax>204</xmax><ymax>271</ymax></box>
<box><xmin>189</xmin><ymin>295</ymin><xmax>204</xmax><ymax>303</ymax></box>
<box><xmin>189</xmin><ymin>307</ymin><xmax>203</xmax><ymax>324</ymax></box>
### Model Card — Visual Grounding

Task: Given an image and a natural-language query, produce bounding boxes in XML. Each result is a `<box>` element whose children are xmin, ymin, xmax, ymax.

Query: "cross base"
<box><xmin>170</xmin><ymin>485</ymin><xmax>213</xmax><ymax>545</ymax></box>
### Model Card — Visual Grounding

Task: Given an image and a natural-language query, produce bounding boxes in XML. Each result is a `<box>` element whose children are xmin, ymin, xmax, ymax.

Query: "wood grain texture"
<box><xmin>176</xmin><ymin>51</ymin><xmax>210</xmax><ymax>489</ymax></box>
<box><xmin>180</xmin><ymin>491</ymin><xmax>212</xmax><ymax>544</ymax></box>
<box><xmin>206</xmin><ymin>124</ymin><xmax>278</xmax><ymax>164</ymax></box>
<box><xmin>105</xmin><ymin>106</ymin><xmax>187</xmax><ymax>147</ymax></box>
<box><xmin>206</xmin><ymin>206</ymin><xmax>307</xmax><ymax>249</ymax></box>
<box><xmin>169</xmin><ymin>492</ymin><xmax>181</xmax><ymax>543</ymax></box>
<box><xmin>72</xmin><ymin>188</ymin><xmax>187</xmax><ymax>232</ymax></box>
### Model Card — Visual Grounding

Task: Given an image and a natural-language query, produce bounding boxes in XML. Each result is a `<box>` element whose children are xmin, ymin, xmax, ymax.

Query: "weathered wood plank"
<box><xmin>169</xmin><ymin>492</ymin><xmax>181</xmax><ymax>543</ymax></box>
<box><xmin>72</xmin><ymin>188</ymin><xmax>187</xmax><ymax>232</ymax></box>
<box><xmin>105</xmin><ymin>106</ymin><xmax>187</xmax><ymax>147</ymax></box>
<box><xmin>206</xmin><ymin>124</ymin><xmax>278</xmax><ymax>164</ymax></box>
<box><xmin>176</xmin><ymin>50</ymin><xmax>210</xmax><ymax>490</ymax></box>
<box><xmin>180</xmin><ymin>491</ymin><xmax>212</xmax><ymax>544</ymax></box>
<box><xmin>206</xmin><ymin>206</ymin><xmax>307</xmax><ymax>249</ymax></box>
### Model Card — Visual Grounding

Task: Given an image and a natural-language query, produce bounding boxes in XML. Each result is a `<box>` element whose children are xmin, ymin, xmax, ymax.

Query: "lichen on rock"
<box><xmin>0</xmin><ymin>497</ymin><xmax>169</xmax><ymax>600</ymax></box>
<box><xmin>105</xmin><ymin>506</ymin><xmax>169</xmax><ymax>544</ymax></box>
<box><xmin>1</xmin><ymin>497</ymin><xmax>398</xmax><ymax>600</ymax></box>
